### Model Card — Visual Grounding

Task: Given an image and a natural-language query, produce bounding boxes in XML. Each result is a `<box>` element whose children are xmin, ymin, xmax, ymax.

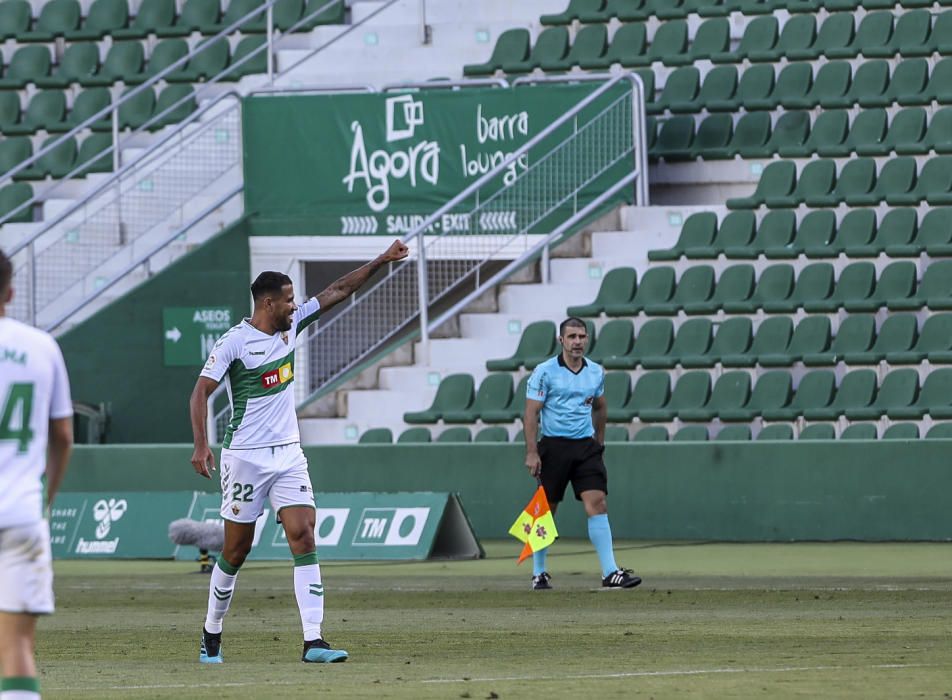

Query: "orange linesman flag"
<box><xmin>508</xmin><ymin>485</ymin><xmax>558</xmax><ymax>564</ymax></box>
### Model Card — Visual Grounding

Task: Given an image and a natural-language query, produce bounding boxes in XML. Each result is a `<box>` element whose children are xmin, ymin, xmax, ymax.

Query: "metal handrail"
<box><xmin>44</xmin><ymin>184</ymin><xmax>244</xmax><ymax>333</ymax></box>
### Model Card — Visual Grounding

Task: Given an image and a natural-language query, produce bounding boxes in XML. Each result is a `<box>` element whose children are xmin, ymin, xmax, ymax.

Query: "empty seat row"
<box><xmin>568</xmin><ymin>260</ymin><xmax>952</xmax><ymax>317</ymax></box>
<box><xmin>468</xmin><ymin>11</ymin><xmax>952</xmax><ymax>77</ymax></box>
<box><xmin>651</xmin><ymin>59</ymin><xmax>952</xmax><ymax>116</ymax></box>
<box><xmin>624</xmin><ymin>421</ymin><xmax>945</xmax><ymax>441</ymax></box>
<box><xmin>648</xmin><ymin>208</ymin><xmax>952</xmax><ymax>261</ymax></box>
<box><xmin>360</xmin><ymin>425</ymin><xmax>522</xmax><ymax>444</ymax></box>
<box><xmin>728</xmin><ymin>157</ymin><xmax>952</xmax><ymax>210</ymax></box>
<box><xmin>0</xmin><ymin>85</ymin><xmax>196</xmax><ymax>137</ymax></box>
<box><xmin>540</xmin><ymin>0</ymin><xmax>950</xmax><ymax>26</ymax></box>
<box><xmin>605</xmin><ymin>367</ymin><xmax>952</xmax><ymax>422</ymax></box>
<box><xmin>587</xmin><ymin>313</ymin><xmax>952</xmax><ymax>369</ymax></box>
<box><xmin>0</xmin><ymin>0</ymin><xmax>342</xmax><ymax>43</ymax></box>
<box><xmin>0</xmin><ymin>36</ymin><xmax>267</xmax><ymax>91</ymax></box>
<box><xmin>0</xmin><ymin>132</ymin><xmax>113</xmax><ymax>180</ymax></box>
<box><xmin>403</xmin><ymin>374</ymin><xmax>533</xmax><ymax>425</ymax></box>
<box><xmin>651</xmin><ymin>107</ymin><xmax>952</xmax><ymax>163</ymax></box>
<box><xmin>0</xmin><ymin>181</ymin><xmax>33</xmax><ymax>222</ymax></box>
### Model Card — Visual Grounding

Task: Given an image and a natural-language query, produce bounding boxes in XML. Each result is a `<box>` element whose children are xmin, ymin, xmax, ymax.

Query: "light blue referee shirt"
<box><xmin>526</xmin><ymin>354</ymin><xmax>606</xmax><ymax>440</ymax></box>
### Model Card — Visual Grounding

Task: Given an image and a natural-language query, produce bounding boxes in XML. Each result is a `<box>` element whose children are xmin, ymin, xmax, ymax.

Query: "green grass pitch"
<box><xmin>38</xmin><ymin>541</ymin><xmax>952</xmax><ymax>699</ymax></box>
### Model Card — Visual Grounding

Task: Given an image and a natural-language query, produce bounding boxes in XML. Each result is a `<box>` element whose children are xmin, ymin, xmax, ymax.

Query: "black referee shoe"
<box><xmin>531</xmin><ymin>571</ymin><xmax>553</xmax><ymax>590</ymax></box>
<box><xmin>602</xmin><ymin>568</ymin><xmax>642</xmax><ymax>589</ymax></box>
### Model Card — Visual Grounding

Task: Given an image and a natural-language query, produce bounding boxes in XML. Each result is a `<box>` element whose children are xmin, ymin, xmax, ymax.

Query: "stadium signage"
<box><xmin>162</xmin><ymin>306</ymin><xmax>235</xmax><ymax>367</ymax></box>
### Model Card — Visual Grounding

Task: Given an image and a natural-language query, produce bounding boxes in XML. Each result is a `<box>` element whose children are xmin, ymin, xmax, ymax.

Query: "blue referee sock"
<box><xmin>588</xmin><ymin>514</ymin><xmax>619</xmax><ymax>578</ymax></box>
<box><xmin>532</xmin><ymin>548</ymin><xmax>548</xmax><ymax>576</ymax></box>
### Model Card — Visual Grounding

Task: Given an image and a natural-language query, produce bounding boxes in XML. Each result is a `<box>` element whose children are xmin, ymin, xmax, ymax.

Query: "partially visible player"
<box><xmin>189</xmin><ymin>239</ymin><xmax>409</xmax><ymax>664</ymax></box>
<box><xmin>0</xmin><ymin>250</ymin><xmax>74</xmax><ymax>700</ymax></box>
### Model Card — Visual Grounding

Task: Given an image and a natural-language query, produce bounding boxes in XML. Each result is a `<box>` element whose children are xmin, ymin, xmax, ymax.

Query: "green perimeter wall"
<box><xmin>58</xmin><ymin>218</ymin><xmax>252</xmax><ymax>443</ymax></box>
<box><xmin>64</xmin><ymin>442</ymin><xmax>952</xmax><ymax>541</ymax></box>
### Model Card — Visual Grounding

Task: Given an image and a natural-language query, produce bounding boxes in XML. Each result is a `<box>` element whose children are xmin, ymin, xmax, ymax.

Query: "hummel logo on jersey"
<box><xmin>260</xmin><ymin>362</ymin><xmax>293</xmax><ymax>388</ymax></box>
<box><xmin>249</xmin><ymin>351</ymin><xmax>266</xmax><ymax>355</ymax></box>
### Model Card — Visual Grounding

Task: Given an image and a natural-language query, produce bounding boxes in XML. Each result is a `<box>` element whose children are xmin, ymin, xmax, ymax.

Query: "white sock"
<box><xmin>204</xmin><ymin>561</ymin><xmax>239</xmax><ymax>634</ymax></box>
<box><xmin>1</xmin><ymin>691</ymin><xmax>40</xmax><ymax>699</ymax></box>
<box><xmin>293</xmin><ymin>555</ymin><xmax>324</xmax><ymax>642</ymax></box>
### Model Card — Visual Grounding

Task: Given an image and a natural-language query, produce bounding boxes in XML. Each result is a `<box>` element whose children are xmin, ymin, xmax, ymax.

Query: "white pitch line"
<box><xmin>421</xmin><ymin>663</ymin><xmax>925</xmax><ymax>684</ymax></box>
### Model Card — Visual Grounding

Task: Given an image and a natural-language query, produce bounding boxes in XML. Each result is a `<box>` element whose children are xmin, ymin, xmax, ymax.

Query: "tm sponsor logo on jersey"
<box><xmin>261</xmin><ymin>363</ymin><xmax>293</xmax><ymax>388</ymax></box>
<box><xmin>75</xmin><ymin>498</ymin><xmax>128</xmax><ymax>555</ymax></box>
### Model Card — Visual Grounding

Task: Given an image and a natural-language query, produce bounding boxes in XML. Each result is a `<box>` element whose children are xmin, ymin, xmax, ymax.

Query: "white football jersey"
<box><xmin>0</xmin><ymin>317</ymin><xmax>72</xmax><ymax>528</ymax></box>
<box><xmin>201</xmin><ymin>298</ymin><xmax>320</xmax><ymax>449</ymax></box>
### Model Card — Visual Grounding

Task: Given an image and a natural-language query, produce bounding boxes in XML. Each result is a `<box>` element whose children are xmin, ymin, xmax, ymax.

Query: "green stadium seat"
<box><xmin>150</xmin><ymin>85</ymin><xmax>197</xmax><ymax>130</ymax></box>
<box><xmin>923</xmin><ymin>58</ymin><xmax>952</xmax><ymax>106</ymax></box>
<box><xmin>684</xmin><ymin>317</ymin><xmax>752</xmax><ymax>368</ymax></box>
<box><xmin>474</xmin><ymin>426</ymin><xmax>509</xmax><ymax>443</ymax></box>
<box><xmin>0</xmin><ymin>46</ymin><xmax>52</xmax><ymax>89</ymax></box>
<box><xmin>795</xmin><ymin>12</ymin><xmax>854</xmax><ymax>61</ymax></box>
<box><xmin>721</xmin><ymin>370</ymin><xmax>792</xmax><ymax>422</ymax></box>
<box><xmin>922</xmin><ymin>108</ymin><xmax>952</xmax><ymax>155</ymax></box>
<box><xmin>656</xmin><ymin>116</ymin><xmax>696</xmax><ymax>162</ymax></box>
<box><xmin>881</xmin><ymin>423</ymin><xmax>919</xmax><ymax>440</ymax></box>
<box><xmin>840</xmin><ymin>423</ymin><xmax>877</xmax><ymax>440</ymax></box>
<box><xmin>0</xmin><ymin>182</ymin><xmax>33</xmax><ymax>223</ymax></box>
<box><xmin>723</xmin><ymin>316</ymin><xmax>791</xmax><ymax>367</ymax></box>
<box><xmin>893</xmin><ymin>260</ymin><xmax>952</xmax><ymax>310</ymax></box>
<box><xmin>715</xmin><ymin>425</ymin><xmax>752</xmax><ymax>441</ymax></box>
<box><xmin>486</xmin><ymin>322</ymin><xmax>556</xmax><ymax>371</ymax></box>
<box><xmin>884</xmin><ymin>58</ymin><xmax>930</xmax><ymax>107</ymax></box>
<box><xmin>13</xmin><ymin>135</ymin><xmax>77</xmax><ymax>180</ymax></box>
<box><xmin>704</xmin><ymin>211</ymin><xmax>754</xmax><ymax>258</ymax></box>
<box><xmin>797</xmin><ymin>423</ymin><xmax>835</xmax><ymax>440</ymax></box>
<box><xmin>696</xmin><ymin>0</ymin><xmax>735</xmax><ymax>16</ymax></box>
<box><xmin>167</xmin><ymin>38</ymin><xmax>230</xmax><ymax>82</ymax></box>
<box><xmin>685</xmin><ymin>266</ymin><xmax>753</xmax><ymax>317</ymax></box>
<box><xmin>729</xmin><ymin>112</ymin><xmax>772</xmax><ymax>158</ymax></box>
<box><xmin>296</xmin><ymin>0</ymin><xmax>344</xmax><ymax>29</ymax></box>
<box><xmin>791</xmin><ymin>62</ymin><xmax>852</xmax><ymax>110</ymax></box>
<box><xmin>0</xmin><ymin>138</ymin><xmax>31</xmax><ymax>177</ymax></box>
<box><xmin>825</xmin><ymin>209</ymin><xmax>876</xmax><ymax>257</ymax></box>
<box><xmin>131</xmin><ymin>38</ymin><xmax>189</xmax><ymax>84</ymax></box>
<box><xmin>853</xmin><ymin>261</ymin><xmax>918</xmax><ymax>312</ymax></box>
<box><xmin>61</xmin><ymin>88</ymin><xmax>111</xmax><ymax>132</ymax></box>
<box><xmin>74</xmin><ymin>133</ymin><xmax>114</xmax><ymax>176</ymax></box>
<box><xmin>463</xmin><ymin>29</ymin><xmax>529</xmax><ymax>76</ymax></box>
<box><xmin>649</xmin><ymin>212</ymin><xmax>717</xmax><ymax>261</ymax></box>
<box><xmin>0</xmin><ymin>93</ymin><xmax>21</xmax><ymax>133</ymax></box>
<box><xmin>83</xmin><ymin>42</ymin><xmax>145</xmax><ymax>87</ymax></box>
<box><xmin>760</xmin><ymin>13</ymin><xmax>816</xmax><ymax>62</ymax></box>
<box><xmin>803</xmin><ymin>261</ymin><xmax>875</xmax><ymax>313</ymax></box>
<box><xmin>480</xmin><ymin>376</ymin><xmax>528</xmax><ymax>424</ymax></box>
<box><xmin>802</xmin><ymin>315</ymin><xmax>875</xmax><ymax>367</ymax></box>
<box><xmin>917</xmin><ymin>158</ymin><xmax>952</xmax><ymax>207</ymax></box>
<box><xmin>633</xmin><ymin>426</ymin><xmax>669</xmax><ymax>442</ymax></box>
<box><xmin>214</xmin><ymin>0</ymin><xmax>266</xmax><ymax>32</ymax></box>
<box><xmin>588</xmin><ymin>320</ymin><xmax>634</xmax><ymax>365</ymax></box>
<box><xmin>642</xmin><ymin>318</ymin><xmax>712</xmax><ymax>369</ymax></box>
<box><xmin>222</xmin><ymin>36</ymin><xmax>267</xmax><ymax>81</ymax></box>
<box><xmin>604</xmin><ymin>318</ymin><xmax>673</xmax><ymax>369</ymax></box>
<box><xmin>155</xmin><ymin>0</ymin><xmax>219</xmax><ymax>36</ymax></box>
<box><xmin>504</xmin><ymin>27</ymin><xmax>569</xmax><ymax>75</ymax></box>
<box><xmin>113</xmin><ymin>0</ymin><xmax>175</xmax><ymax>38</ymax></box>
<box><xmin>113</xmin><ymin>87</ymin><xmax>156</xmax><ymax>130</ymax></box>
<box><xmin>5</xmin><ymin>91</ymin><xmax>67</xmax><ymax>135</ymax></box>
<box><xmin>872</xmin><ymin>208</ymin><xmax>918</xmax><ymax>258</ymax></box>
<box><xmin>640</xmin><ymin>371</ymin><xmax>710</xmax><ymax>422</ymax></box>
<box><xmin>403</xmin><ymin>374</ymin><xmax>475</xmax><ymax>424</ymax></box>
<box><xmin>436</xmin><ymin>427</ymin><xmax>472</xmax><ymax>443</ymax></box>
<box><xmin>849</xmin><ymin>157</ymin><xmax>913</xmax><ymax>206</ymax></box>
<box><xmin>541</xmin><ymin>0</ymin><xmax>602</xmax><ymax>25</ymax></box>
<box><xmin>790</xmin><ymin>109</ymin><xmax>849</xmax><ymax>159</ymax></box>
<box><xmin>590</xmin><ymin>23</ymin><xmax>647</xmax><ymax>71</ymax></box>
<box><xmin>766</xmin><ymin>63</ymin><xmax>814</xmax><ymax>110</ymax></box>
<box><xmin>806</xmin><ymin>158</ymin><xmax>876</xmax><ymax>208</ymax></box>
<box><xmin>723</xmin><ymin>264</ymin><xmax>793</xmax><ymax>313</ymax></box>
<box><xmin>678</xmin><ymin>65</ymin><xmax>737</xmax><ymax>114</ymax></box>
<box><xmin>649</xmin><ymin>67</ymin><xmax>699</xmax><ymax>115</ymax></box>
<box><xmin>266</xmin><ymin>0</ymin><xmax>305</xmax><ymax>31</ymax></box>
<box><xmin>763</xmin><ymin>369</ymin><xmax>836</xmax><ymax>421</ymax></box>
<box><xmin>602</xmin><ymin>371</ymin><xmax>632</xmax><ymax>417</ymax></box>
<box><xmin>603</xmin><ymin>426</ymin><xmax>629</xmax><ymax>442</ymax></box>
<box><xmin>359</xmin><ymin>427</ymin><xmax>392</xmax><ymax>444</ymax></box>
<box><xmin>842</xmin><ymin>314</ymin><xmax>917</xmax><ymax>364</ymax></box>
<box><xmin>847</xmin><ymin>108</ymin><xmax>888</xmax><ymax>157</ymax></box>
<box><xmin>442</xmin><ymin>374</ymin><xmax>513</xmax><ymax>424</ymax></box>
<box><xmin>605</xmin><ymin>267</ymin><xmax>675</xmax><ymax>316</ymax></box>
<box><xmin>757</xmin><ymin>424</ymin><xmax>794</xmax><ymax>441</ymax></box>
<box><xmin>765</xmin><ymin>159</ymin><xmax>835</xmax><ymax>209</ymax></box>
<box><xmin>911</xmin><ymin>209</ymin><xmax>952</xmax><ymax>257</ymax></box>
<box><xmin>887</xmin><ymin>314</ymin><xmax>952</xmax><ymax>364</ymax></box>
<box><xmin>672</xmin><ymin>425</ymin><xmax>709</xmax><ymax>442</ymax></box>
<box><xmin>726</xmin><ymin>161</ymin><xmax>795</xmax><ymax>210</ymax></box>
<box><xmin>36</xmin><ymin>43</ymin><xmax>99</xmax><ymax>89</ymax></box>
<box><xmin>763</xmin><ymin>263</ymin><xmax>834</xmax><ymax>314</ymax></box>
<box><xmin>644</xmin><ymin>266</ymin><xmax>715</xmax><ymax>316</ymax></box>
<box><xmin>712</xmin><ymin>15</ymin><xmax>778</xmax><ymax>63</ymax></box>
<box><xmin>681</xmin><ymin>371</ymin><xmax>750</xmax><ymax>422</ymax></box>
<box><xmin>397</xmin><ymin>427</ymin><xmax>431</xmax><ymax>443</ymax></box>
<box><xmin>67</xmin><ymin>0</ymin><xmax>129</xmax><ymax>40</ymax></box>
<box><xmin>20</xmin><ymin>0</ymin><xmax>81</xmax><ymax>41</ymax></box>
<box><xmin>755</xmin><ymin>210</ymin><xmax>798</xmax><ymax>259</ymax></box>
<box><xmin>850</xmin><ymin>60</ymin><xmax>891</xmax><ymax>108</ymax></box>
<box><xmin>926</xmin><ymin>423</ymin><xmax>952</xmax><ymax>439</ymax></box>
<box><xmin>709</xmin><ymin>64</ymin><xmax>774</xmax><ymax>112</ymax></box>
<box><xmin>828</xmin><ymin>11</ymin><xmax>892</xmax><ymax>59</ymax></box>
<box><xmin>609</xmin><ymin>371</ymin><xmax>670</xmax><ymax>422</ymax></box>
<box><xmin>676</xmin><ymin>17</ymin><xmax>730</xmax><ymax>65</ymax></box>
<box><xmin>846</xmin><ymin>368</ymin><xmax>920</xmax><ymax>420</ymax></box>
<box><xmin>567</xmin><ymin>268</ymin><xmax>637</xmax><ymax>316</ymax></box>
<box><xmin>876</xmin><ymin>9</ymin><xmax>931</xmax><ymax>57</ymax></box>
<box><xmin>0</xmin><ymin>0</ymin><xmax>30</xmax><ymax>40</ymax></box>
<box><xmin>546</xmin><ymin>24</ymin><xmax>608</xmax><ymax>72</ymax></box>
<box><xmin>640</xmin><ymin>20</ymin><xmax>688</xmax><ymax>67</ymax></box>
<box><xmin>763</xmin><ymin>111</ymin><xmax>810</xmax><ymax>158</ymax></box>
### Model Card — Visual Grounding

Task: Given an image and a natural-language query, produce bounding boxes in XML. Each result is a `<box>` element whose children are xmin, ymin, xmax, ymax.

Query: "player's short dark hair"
<box><xmin>250</xmin><ymin>271</ymin><xmax>292</xmax><ymax>302</ymax></box>
<box><xmin>559</xmin><ymin>317</ymin><xmax>587</xmax><ymax>336</ymax></box>
<box><xmin>0</xmin><ymin>249</ymin><xmax>11</xmax><ymax>295</ymax></box>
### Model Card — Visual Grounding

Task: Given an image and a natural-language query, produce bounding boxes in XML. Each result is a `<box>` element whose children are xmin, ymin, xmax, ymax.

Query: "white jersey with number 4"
<box><xmin>0</xmin><ymin>317</ymin><xmax>72</xmax><ymax>529</ymax></box>
<box><xmin>201</xmin><ymin>298</ymin><xmax>320</xmax><ymax>450</ymax></box>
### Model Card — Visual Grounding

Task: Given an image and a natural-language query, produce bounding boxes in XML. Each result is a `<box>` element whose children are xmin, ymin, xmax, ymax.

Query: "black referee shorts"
<box><xmin>538</xmin><ymin>435</ymin><xmax>608</xmax><ymax>504</ymax></box>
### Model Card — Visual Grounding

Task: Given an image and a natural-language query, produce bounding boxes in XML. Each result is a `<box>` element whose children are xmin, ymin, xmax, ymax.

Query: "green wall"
<box><xmin>58</xmin><ymin>218</ymin><xmax>252</xmax><ymax>443</ymax></box>
<box><xmin>63</xmin><ymin>441</ymin><xmax>952</xmax><ymax>541</ymax></box>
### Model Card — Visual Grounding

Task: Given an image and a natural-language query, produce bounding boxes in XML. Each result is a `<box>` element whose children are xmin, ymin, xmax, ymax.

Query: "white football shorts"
<box><xmin>219</xmin><ymin>443</ymin><xmax>315</xmax><ymax>523</ymax></box>
<box><xmin>0</xmin><ymin>520</ymin><xmax>54</xmax><ymax>615</ymax></box>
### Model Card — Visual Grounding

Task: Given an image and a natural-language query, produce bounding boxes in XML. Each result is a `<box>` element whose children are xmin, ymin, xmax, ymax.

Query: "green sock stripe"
<box><xmin>217</xmin><ymin>557</ymin><xmax>241</xmax><ymax>575</ymax></box>
<box><xmin>293</xmin><ymin>551</ymin><xmax>318</xmax><ymax>567</ymax></box>
<box><xmin>2</xmin><ymin>677</ymin><xmax>40</xmax><ymax>691</ymax></box>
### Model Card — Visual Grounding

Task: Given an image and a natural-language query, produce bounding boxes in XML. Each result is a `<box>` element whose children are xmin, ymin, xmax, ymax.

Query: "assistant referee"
<box><xmin>523</xmin><ymin>317</ymin><xmax>642</xmax><ymax>591</ymax></box>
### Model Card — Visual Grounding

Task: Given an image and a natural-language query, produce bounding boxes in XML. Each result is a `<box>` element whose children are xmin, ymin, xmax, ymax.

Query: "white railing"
<box><xmin>209</xmin><ymin>73</ymin><xmax>648</xmax><ymax>441</ymax></box>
